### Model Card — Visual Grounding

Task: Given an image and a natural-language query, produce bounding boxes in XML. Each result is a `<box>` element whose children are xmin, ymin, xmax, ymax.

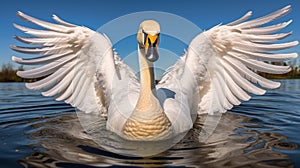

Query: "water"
<box><xmin>0</xmin><ymin>80</ymin><xmax>299</xmax><ymax>167</ymax></box>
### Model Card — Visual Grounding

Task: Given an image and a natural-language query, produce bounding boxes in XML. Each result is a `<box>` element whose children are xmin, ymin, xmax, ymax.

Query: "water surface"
<box><xmin>0</xmin><ymin>80</ymin><xmax>299</xmax><ymax>167</ymax></box>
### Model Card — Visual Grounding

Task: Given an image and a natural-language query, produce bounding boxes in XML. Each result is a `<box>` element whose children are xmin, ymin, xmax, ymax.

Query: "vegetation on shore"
<box><xmin>0</xmin><ymin>63</ymin><xmax>40</xmax><ymax>82</ymax></box>
<box><xmin>0</xmin><ymin>63</ymin><xmax>24</xmax><ymax>82</ymax></box>
<box><xmin>258</xmin><ymin>62</ymin><xmax>300</xmax><ymax>79</ymax></box>
<box><xmin>0</xmin><ymin>62</ymin><xmax>300</xmax><ymax>82</ymax></box>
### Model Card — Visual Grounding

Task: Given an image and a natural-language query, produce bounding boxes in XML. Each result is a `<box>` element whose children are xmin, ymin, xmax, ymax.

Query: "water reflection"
<box><xmin>19</xmin><ymin>112</ymin><xmax>295</xmax><ymax>167</ymax></box>
<box><xmin>1</xmin><ymin>82</ymin><xmax>299</xmax><ymax>167</ymax></box>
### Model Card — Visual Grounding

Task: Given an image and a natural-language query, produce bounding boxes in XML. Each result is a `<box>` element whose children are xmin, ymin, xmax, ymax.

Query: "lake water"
<box><xmin>0</xmin><ymin>80</ymin><xmax>300</xmax><ymax>167</ymax></box>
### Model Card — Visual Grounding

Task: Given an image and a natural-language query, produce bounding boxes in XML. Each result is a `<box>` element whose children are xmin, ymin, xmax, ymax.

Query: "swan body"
<box><xmin>12</xmin><ymin>6</ymin><xmax>298</xmax><ymax>141</ymax></box>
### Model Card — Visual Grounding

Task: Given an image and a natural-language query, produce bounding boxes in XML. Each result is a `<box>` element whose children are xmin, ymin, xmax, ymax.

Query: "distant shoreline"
<box><xmin>1</xmin><ymin>76</ymin><xmax>300</xmax><ymax>83</ymax></box>
<box><xmin>1</xmin><ymin>63</ymin><xmax>300</xmax><ymax>82</ymax></box>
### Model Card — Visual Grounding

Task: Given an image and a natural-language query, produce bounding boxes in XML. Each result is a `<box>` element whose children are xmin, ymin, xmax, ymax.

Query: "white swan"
<box><xmin>12</xmin><ymin>5</ymin><xmax>298</xmax><ymax>141</ymax></box>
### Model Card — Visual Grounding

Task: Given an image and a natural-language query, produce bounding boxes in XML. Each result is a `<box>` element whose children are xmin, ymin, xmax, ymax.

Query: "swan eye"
<box><xmin>142</xmin><ymin>30</ymin><xmax>148</xmax><ymax>45</ymax></box>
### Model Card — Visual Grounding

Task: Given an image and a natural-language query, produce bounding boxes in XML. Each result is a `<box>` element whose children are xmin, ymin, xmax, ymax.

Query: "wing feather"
<box><xmin>10</xmin><ymin>45</ymin><xmax>70</xmax><ymax>54</ymax></box>
<box><xmin>17</xmin><ymin>11</ymin><xmax>70</xmax><ymax>33</ymax></box>
<box><xmin>231</xmin><ymin>48</ymin><xmax>297</xmax><ymax>61</ymax></box>
<box><xmin>242</xmin><ymin>32</ymin><xmax>292</xmax><ymax>43</ymax></box>
<box><xmin>12</xmin><ymin>12</ymin><xmax>138</xmax><ymax>114</ymax></box>
<box><xmin>13</xmin><ymin>24</ymin><xmax>67</xmax><ymax>37</ymax></box>
<box><xmin>227</xmin><ymin>11</ymin><xmax>252</xmax><ymax>26</ymax></box>
<box><xmin>222</xmin><ymin>58</ymin><xmax>267</xmax><ymax>95</ymax></box>
<box><xmin>219</xmin><ymin>62</ymin><xmax>251</xmax><ymax>101</ymax></box>
<box><xmin>234</xmin><ymin>41</ymin><xmax>298</xmax><ymax>52</ymax></box>
<box><xmin>14</xmin><ymin>36</ymin><xmax>68</xmax><ymax>45</ymax></box>
<box><xmin>41</xmin><ymin>67</ymin><xmax>76</xmax><ymax>97</ymax></box>
<box><xmin>236</xmin><ymin>5</ymin><xmax>291</xmax><ymax>28</ymax></box>
<box><xmin>223</xmin><ymin>56</ymin><xmax>280</xmax><ymax>88</ymax></box>
<box><xmin>12</xmin><ymin>51</ymin><xmax>73</xmax><ymax>65</ymax></box>
<box><xmin>213</xmin><ymin>74</ymin><xmax>232</xmax><ymax>110</ymax></box>
<box><xmin>52</xmin><ymin>15</ymin><xmax>77</xmax><ymax>27</ymax></box>
<box><xmin>161</xmin><ymin>5</ymin><xmax>298</xmax><ymax>115</ymax></box>
<box><xmin>215</xmin><ymin>71</ymin><xmax>240</xmax><ymax>106</ymax></box>
<box><xmin>26</xmin><ymin>62</ymin><xmax>75</xmax><ymax>90</ymax></box>
<box><xmin>16</xmin><ymin>54</ymin><xmax>76</xmax><ymax>78</ymax></box>
<box><xmin>242</xmin><ymin>20</ymin><xmax>292</xmax><ymax>34</ymax></box>
<box><xmin>227</xmin><ymin>51</ymin><xmax>291</xmax><ymax>74</ymax></box>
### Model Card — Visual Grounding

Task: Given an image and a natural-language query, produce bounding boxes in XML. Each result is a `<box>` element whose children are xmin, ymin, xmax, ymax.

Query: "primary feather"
<box><xmin>12</xmin><ymin>11</ymin><xmax>139</xmax><ymax>118</ymax></box>
<box><xmin>160</xmin><ymin>5</ymin><xmax>298</xmax><ymax>115</ymax></box>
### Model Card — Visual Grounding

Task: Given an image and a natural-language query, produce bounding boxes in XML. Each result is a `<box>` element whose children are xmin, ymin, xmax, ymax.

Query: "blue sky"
<box><xmin>0</xmin><ymin>0</ymin><xmax>299</xmax><ymax>70</ymax></box>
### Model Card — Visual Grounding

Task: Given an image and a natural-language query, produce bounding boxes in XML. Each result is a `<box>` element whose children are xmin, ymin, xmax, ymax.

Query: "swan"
<box><xmin>11</xmin><ymin>5</ymin><xmax>298</xmax><ymax>141</ymax></box>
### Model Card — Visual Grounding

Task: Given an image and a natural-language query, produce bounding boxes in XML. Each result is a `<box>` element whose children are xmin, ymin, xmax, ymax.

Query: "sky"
<box><xmin>0</xmin><ymin>0</ymin><xmax>299</xmax><ymax>72</ymax></box>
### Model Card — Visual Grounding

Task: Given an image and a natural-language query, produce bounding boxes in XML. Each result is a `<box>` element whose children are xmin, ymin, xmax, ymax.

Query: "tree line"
<box><xmin>0</xmin><ymin>62</ymin><xmax>300</xmax><ymax>82</ymax></box>
<box><xmin>0</xmin><ymin>63</ymin><xmax>24</xmax><ymax>82</ymax></box>
<box><xmin>258</xmin><ymin>62</ymin><xmax>300</xmax><ymax>79</ymax></box>
<box><xmin>0</xmin><ymin>63</ymin><xmax>40</xmax><ymax>82</ymax></box>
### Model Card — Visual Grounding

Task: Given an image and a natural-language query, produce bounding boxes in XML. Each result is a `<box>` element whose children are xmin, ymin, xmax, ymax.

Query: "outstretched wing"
<box><xmin>12</xmin><ymin>12</ymin><xmax>138</xmax><ymax>115</ymax></box>
<box><xmin>160</xmin><ymin>5</ymin><xmax>298</xmax><ymax>114</ymax></box>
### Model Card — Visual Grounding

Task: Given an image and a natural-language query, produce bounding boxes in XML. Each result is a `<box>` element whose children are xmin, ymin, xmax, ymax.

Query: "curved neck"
<box><xmin>122</xmin><ymin>45</ymin><xmax>172</xmax><ymax>140</ymax></box>
<box><xmin>138</xmin><ymin>46</ymin><xmax>156</xmax><ymax>96</ymax></box>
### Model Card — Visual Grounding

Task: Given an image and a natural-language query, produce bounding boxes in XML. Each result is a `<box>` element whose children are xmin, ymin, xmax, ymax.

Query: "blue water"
<box><xmin>0</xmin><ymin>80</ymin><xmax>299</xmax><ymax>167</ymax></box>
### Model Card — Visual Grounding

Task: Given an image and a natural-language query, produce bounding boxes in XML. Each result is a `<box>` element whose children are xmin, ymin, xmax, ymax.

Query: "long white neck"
<box><xmin>122</xmin><ymin>45</ymin><xmax>172</xmax><ymax>140</ymax></box>
<box><xmin>135</xmin><ymin>46</ymin><xmax>157</xmax><ymax>110</ymax></box>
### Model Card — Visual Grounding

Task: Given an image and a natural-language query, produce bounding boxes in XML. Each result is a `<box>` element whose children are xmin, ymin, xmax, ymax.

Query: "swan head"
<box><xmin>137</xmin><ymin>20</ymin><xmax>160</xmax><ymax>62</ymax></box>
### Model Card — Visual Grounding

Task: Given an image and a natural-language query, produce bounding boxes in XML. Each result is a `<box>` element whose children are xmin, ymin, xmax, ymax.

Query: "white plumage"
<box><xmin>12</xmin><ymin>6</ymin><xmax>298</xmax><ymax>141</ymax></box>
